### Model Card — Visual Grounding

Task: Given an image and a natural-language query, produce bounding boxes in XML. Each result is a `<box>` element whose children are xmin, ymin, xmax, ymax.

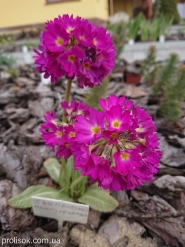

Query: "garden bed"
<box><xmin>1</xmin><ymin>61</ymin><xmax>185</xmax><ymax>247</ymax></box>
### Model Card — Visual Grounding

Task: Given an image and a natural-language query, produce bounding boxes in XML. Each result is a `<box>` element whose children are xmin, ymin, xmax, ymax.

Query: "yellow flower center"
<box><xmin>55</xmin><ymin>37</ymin><xmax>64</xmax><ymax>46</ymax></box>
<box><xmin>93</xmin><ymin>38</ymin><xmax>97</xmax><ymax>45</ymax></box>
<box><xmin>67</xmin><ymin>27</ymin><xmax>74</xmax><ymax>33</ymax></box>
<box><xmin>79</xmin><ymin>36</ymin><xmax>85</xmax><ymax>41</ymax></box>
<box><xmin>112</xmin><ymin>120</ymin><xmax>121</xmax><ymax>129</ymax></box>
<box><xmin>84</xmin><ymin>63</ymin><xmax>90</xmax><ymax>70</ymax></box>
<box><xmin>136</xmin><ymin>126</ymin><xmax>144</xmax><ymax>133</ymax></box>
<box><xmin>68</xmin><ymin>55</ymin><xmax>75</xmax><ymax>63</ymax></box>
<box><xmin>56</xmin><ymin>131</ymin><xmax>62</xmax><ymax>137</ymax></box>
<box><xmin>69</xmin><ymin>132</ymin><xmax>76</xmax><ymax>138</ymax></box>
<box><xmin>111</xmin><ymin>132</ymin><xmax>118</xmax><ymax>140</ymax></box>
<box><xmin>91</xmin><ymin>125</ymin><xmax>101</xmax><ymax>135</ymax></box>
<box><xmin>121</xmin><ymin>153</ymin><xmax>129</xmax><ymax>161</ymax></box>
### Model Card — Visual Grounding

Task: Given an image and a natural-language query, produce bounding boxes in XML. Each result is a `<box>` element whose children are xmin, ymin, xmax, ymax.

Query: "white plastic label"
<box><xmin>32</xmin><ymin>196</ymin><xmax>89</xmax><ymax>227</ymax></box>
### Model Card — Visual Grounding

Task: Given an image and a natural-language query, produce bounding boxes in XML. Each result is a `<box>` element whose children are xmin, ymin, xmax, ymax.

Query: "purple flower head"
<box><xmin>74</xmin><ymin>95</ymin><xmax>162</xmax><ymax>191</ymax></box>
<box><xmin>40</xmin><ymin>96</ymin><xmax>161</xmax><ymax>192</ymax></box>
<box><xmin>34</xmin><ymin>14</ymin><xmax>116</xmax><ymax>87</ymax></box>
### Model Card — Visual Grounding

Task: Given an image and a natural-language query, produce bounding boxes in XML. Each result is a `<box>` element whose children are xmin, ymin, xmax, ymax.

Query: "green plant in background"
<box><xmin>6</xmin><ymin>67</ymin><xmax>19</xmax><ymax>77</ymax></box>
<box><xmin>153</xmin><ymin>54</ymin><xmax>185</xmax><ymax>123</ymax></box>
<box><xmin>127</xmin><ymin>16</ymin><xmax>140</xmax><ymax>40</ymax></box>
<box><xmin>149</xmin><ymin>18</ymin><xmax>161</xmax><ymax>41</ymax></box>
<box><xmin>23</xmin><ymin>41</ymin><xmax>39</xmax><ymax>49</ymax></box>
<box><xmin>140</xmin><ymin>46</ymin><xmax>158</xmax><ymax>85</ymax></box>
<box><xmin>180</xmin><ymin>19</ymin><xmax>185</xmax><ymax>25</ymax></box>
<box><xmin>178</xmin><ymin>28</ymin><xmax>185</xmax><ymax>36</ymax></box>
<box><xmin>153</xmin><ymin>53</ymin><xmax>179</xmax><ymax>94</ymax></box>
<box><xmin>160</xmin><ymin>67</ymin><xmax>185</xmax><ymax>122</ymax></box>
<box><xmin>146</xmin><ymin>14</ymin><xmax>172</xmax><ymax>41</ymax></box>
<box><xmin>159</xmin><ymin>0</ymin><xmax>180</xmax><ymax>24</ymax></box>
<box><xmin>106</xmin><ymin>21</ymin><xmax>127</xmax><ymax>67</ymax></box>
<box><xmin>0</xmin><ymin>53</ymin><xmax>15</xmax><ymax>67</ymax></box>
<box><xmin>158</xmin><ymin>15</ymin><xmax>172</xmax><ymax>36</ymax></box>
<box><xmin>0</xmin><ymin>34</ymin><xmax>14</xmax><ymax>45</ymax></box>
<box><xmin>85</xmin><ymin>78</ymin><xmax>108</xmax><ymax>109</ymax></box>
<box><xmin>138</xmin><ymin>13</ymin><xmax>150</xmax><ymax>42</ymax></box>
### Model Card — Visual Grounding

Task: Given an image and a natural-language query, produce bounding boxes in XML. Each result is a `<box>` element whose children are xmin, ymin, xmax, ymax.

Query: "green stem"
<box><xmin>59</xmin><ymin>78</ymin><xmax>73</xmax><ymax>189</ymax></box>
<box><xmin>62</xmin><ymin>78</ymin><xmax>72</xmax><ymax>122</ymax></box>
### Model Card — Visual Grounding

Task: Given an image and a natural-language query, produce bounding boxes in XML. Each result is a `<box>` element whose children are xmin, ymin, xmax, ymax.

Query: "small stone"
<box><xmin>98</xmin><ymin>214</ymin><xmax>145</xmax><ymax>245</ymax></box>
<box><xmin>16</xmin><ymin>77</ymin><xmax>36</xmax><ymax>86</ymax></box>
<box><xmin>28</xmin><ymin>98</ymin><xmax>54</xmax><ymax>118</ymax></box>
<box><xmin>70</xmin><ymin>224</ymin><xmax>110</xmax><ymax>247</ymax></box>
<box><xmin>169</xmin><ymin>135</ymin><xmax>185</xmax><ymax>148</ymax></box>
<box><xmin>111</xmin><ymin>191</ymin><xmax>130</xmax><ymax>205</ymax></box>
<box><xmin>87</xmin><ymin>209</ymin><xmax>101</xmax><ymax>229</ymax></box>
<box><xmin>0</xmin><ymin>71</ymin><xmax>11</xmax><ymax>79</ymax></box>
<box><xmin>20</xmin><ymin>118</ymin><xmax>38</xmax><ymax>132</ymax></box>
<box><xmin>160</xmin><ymin>136</ymin><xmax>185</xmax><ymax>167</ymax></box>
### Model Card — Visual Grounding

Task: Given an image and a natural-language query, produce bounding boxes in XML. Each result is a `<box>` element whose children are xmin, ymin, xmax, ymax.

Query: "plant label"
<box><xmin>32</xmin><ymin>196</ymin><xmax>89</xmax><ymax>227</ymax></box>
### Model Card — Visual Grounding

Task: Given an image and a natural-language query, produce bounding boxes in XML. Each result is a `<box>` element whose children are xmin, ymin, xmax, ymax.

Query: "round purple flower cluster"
<box><xmin>34</xmin><ymin>14</ymin><xmax>116</xmax><ymax>88</ymax></box>
<box><xmin>40</xmin><ymin>95</ymin><xmax>161</xmax><ymax>191</ymax></box>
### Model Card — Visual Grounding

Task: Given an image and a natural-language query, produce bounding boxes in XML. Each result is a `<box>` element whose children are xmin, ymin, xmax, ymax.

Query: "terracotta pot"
<box><xmin>124</xmin><ymin>72</ymin><xmax>141</xmax><ymax>85</ymax></box>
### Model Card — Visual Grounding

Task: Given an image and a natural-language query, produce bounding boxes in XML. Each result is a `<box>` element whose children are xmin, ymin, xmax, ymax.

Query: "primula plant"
<box><xmin>9</xmin><ymin>14</ymin><xmax>161</xmax><ymax>213</ymax></box>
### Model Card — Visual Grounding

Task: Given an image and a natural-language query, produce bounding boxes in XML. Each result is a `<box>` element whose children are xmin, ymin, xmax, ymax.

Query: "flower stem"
<box><xmin>65</xmin><ymin>78</ymin><xmax>72</xmax><ymax>102</ymax></box>
<box><xmin>59</xmin><ymin>78</ymin><xmax>72</xmax><ymax>189</ymax></box>
<box><xmin>62</xmin><ymin>78</ymin><xmax>72</xmax><ymax>122</ymax></box>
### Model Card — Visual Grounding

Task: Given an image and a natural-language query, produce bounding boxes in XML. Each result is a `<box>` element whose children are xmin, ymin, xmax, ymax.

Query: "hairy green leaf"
<box><xmin>44</xmin><ymin>158</ymin><xmax>61</xmax><ymax>184</ymax></box>
<box><xmin>8</xmin><ymin>185</ymin><xmax>72</xmax><ymax>209</ymax></box>
<box><xmin>78</xmin><ymin>184</ymin><xmax>119</xmax><ymax>213</ymax></box>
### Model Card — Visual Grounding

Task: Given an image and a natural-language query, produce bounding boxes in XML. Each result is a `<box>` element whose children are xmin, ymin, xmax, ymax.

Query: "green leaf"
<box><xmin>78</xmin><ymin>184</ymin><xmax>119</xmax><ymax>213</ymax></box>
<box><xmin>8</xmin><ymin>185</ymin><xmax>73</xmax><ymax>209</ymax></box>
<box><xmin>44</xmin><ymin>158</ymin><xmax>61</xmax><ymax>184</ymax></box>
<box><xmin>66</xmin><ymin>155</ymin><xmax>74</xmax><ymax>180</ymax></box>
<box><xmin>60</xmin><ymin>156</ymin><xmax>74</xmax><ymax>188</ymax></box>
<box><xmin>58</xmin><ymin>190</ymin><xmax>74</xmax><ymax>202</ymax></box>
